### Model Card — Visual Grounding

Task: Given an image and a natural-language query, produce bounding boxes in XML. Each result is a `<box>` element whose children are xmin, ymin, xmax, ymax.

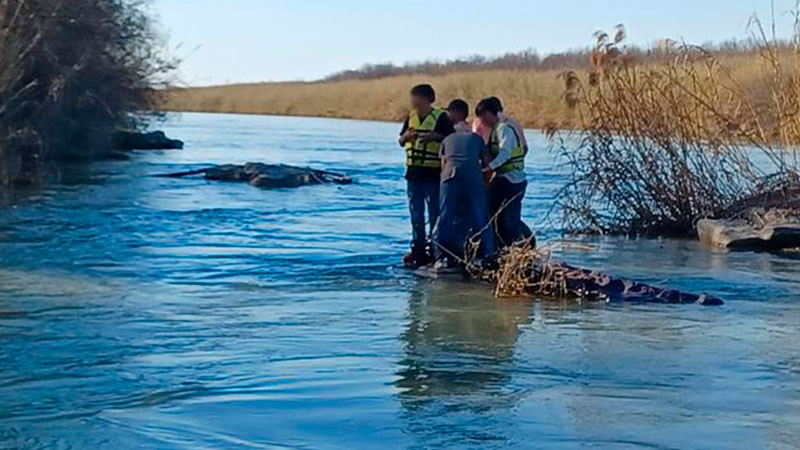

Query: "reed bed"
<box><xmin>552</xmin><ymin>22</ymin><xmax>800</xmax><ymax>236</ymax></box>
<box><xmin>164</xmin><ymin>68</ymin><xmax>570</xmax><ymax>129</ymax></box>
<box><xmin>166</xmin><ymin>52</ymin><xmax>779</xmax><ymax>132</ymax></box>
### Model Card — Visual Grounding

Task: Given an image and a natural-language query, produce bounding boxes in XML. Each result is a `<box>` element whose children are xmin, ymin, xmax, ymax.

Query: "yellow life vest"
<box><xmin>489</xmin><ymin>122</ymin><xmax>526</xmax><ymax>174</ymax></box>
<box><xmin>404</xmin><ymin>108</ymin><xmax>444</xmax><ymax>169</ymax></box>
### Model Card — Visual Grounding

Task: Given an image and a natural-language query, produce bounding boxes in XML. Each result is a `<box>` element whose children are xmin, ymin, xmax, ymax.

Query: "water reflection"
<box><xmin>2</xmin><ymin>113</ymin><xmax>800</xmax><ymax>448</ymax></box>
<box><xmin>397</xmin><ymin>280</ymin><xmax>532</xmax><ymax>446</ymax></box>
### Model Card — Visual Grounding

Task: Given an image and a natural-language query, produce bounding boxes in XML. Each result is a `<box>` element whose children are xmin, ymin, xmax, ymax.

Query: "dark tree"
<box><xmin>0</xmin><ymin>0</ymin><xmax>174</xmax><ymax>184</ymax></box>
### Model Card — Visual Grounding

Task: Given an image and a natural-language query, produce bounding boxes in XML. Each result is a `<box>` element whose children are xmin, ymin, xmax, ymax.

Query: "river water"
<box><xmin>1</xmin><ymin>113</ymin><xmax>799</xmax><ymax>449</ymax></box>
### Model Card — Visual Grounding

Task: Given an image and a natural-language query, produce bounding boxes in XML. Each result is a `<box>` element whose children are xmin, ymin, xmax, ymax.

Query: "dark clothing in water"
<box><xmin>434</xmin><ymin>133</ymin><xmax>495</xmax><ymax>260</ymax></box>
<box><xmin>489</xmin><ymin>177</ymin><xmax>533</xmax><ymax>247</ymax></box>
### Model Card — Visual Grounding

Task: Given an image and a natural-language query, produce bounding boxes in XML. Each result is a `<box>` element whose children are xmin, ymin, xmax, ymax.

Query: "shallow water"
<box><xmin>1</xmin><ymin>113</ymin><xmax>799</xmax><ymax>449</ymax></box>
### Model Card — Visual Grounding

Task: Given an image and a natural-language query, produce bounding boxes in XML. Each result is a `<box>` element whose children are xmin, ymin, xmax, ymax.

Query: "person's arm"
<box><xmin>440</xmin><ymin>136</ymin><xmax>449</xmax><ymax>166</ymax></box>
<box><xmin>419</xmin><ymin>113</ymin><xmax>455</xmax><ymax>143</ymax></box>
<box><xmin>478</xmin><ymin>138</ymin><xmax>491</xmax><ymax>168</ymax></box>
<box><xmin>399</xmin><ymin>117</ymin><xmax>417</xmax><ymax>146</ymax></box>
<box><xmin>486</xmin><ymin>123</ymin><xmax>515</xmax><ymax>172</ymax></box>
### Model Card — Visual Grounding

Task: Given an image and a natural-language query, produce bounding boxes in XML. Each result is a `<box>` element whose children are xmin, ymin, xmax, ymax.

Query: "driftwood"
<box><xmin>157</xmin><ymin>162</ymin><xmax>352</xmax><ymax>189</ymax></box>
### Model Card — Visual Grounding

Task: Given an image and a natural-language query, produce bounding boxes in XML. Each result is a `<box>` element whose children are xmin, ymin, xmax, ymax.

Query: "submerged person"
<box><xmin>432</xmin><ymin>99</ymin><xmax>495</xmax><ymax>272</ymax></box>
<box><xmin>476</xmin><ymin>98</ymin><xmax>533</xmax><ymax>248</ymax></box>
<box><xmin>399</xmin><ymin>84</ymin><xmax>455</xmax><ymax>268</ymax></box>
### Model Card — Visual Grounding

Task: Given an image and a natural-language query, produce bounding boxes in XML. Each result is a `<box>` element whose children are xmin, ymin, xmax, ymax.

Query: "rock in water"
<box><xmin>159</xmin><ymin>163</ymin><xmax>352</xmax><ymax>190</ymax></box>
<box><xmin>204</xmin><ymin>165</ymin><xmax>248</xmax><ymax>182</ymax></box>
<box><xmin>697</xmin><ymin>208</ymin><xmax>800</xmax><ymax>250</ymax></box>
<box><xmin>244</xmin><ymin>163</ymin><xmax>315</xmax><ymax>188</ymax></box>
<box><xmin>113</xmin><ymin>131</ymin><xmax>184</xmax><ymax>150</ymax></box>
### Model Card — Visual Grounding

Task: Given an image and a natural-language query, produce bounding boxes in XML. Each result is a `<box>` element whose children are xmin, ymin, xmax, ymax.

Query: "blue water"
<box><xmin>1</xmin><ymin>113</ymin><xmax>799</xmax><ymax>449</ymax></box>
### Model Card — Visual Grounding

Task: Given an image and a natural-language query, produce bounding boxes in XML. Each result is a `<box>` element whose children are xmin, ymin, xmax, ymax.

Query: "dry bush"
<box><xmin>552</xmin><ymin>21</ymin><xmax>800</xmax><ymax>237</ymax></box>
<box><xmin>0</xmin><ymin>0</ymin><xmax>174</xmax><ymax>184</ymax></box>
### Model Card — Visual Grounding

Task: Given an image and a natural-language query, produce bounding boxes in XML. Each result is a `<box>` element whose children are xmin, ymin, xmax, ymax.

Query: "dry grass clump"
<box><xmin>489</xmin><ymin>238</ymin><xmax>577</xmax><ymax>299</ymax></box>
<box><xmin>478</xmin><ymin>239</ymin><xmax>602</xmax><ymax>301</ymax></box>
<box><xmin>0</xmin><ymin>0</ymin><xmax>173</xmax><ymax>185</ymax></box>
<box><xmin>552</xmin><ymin>20</ymin><xmax>800</xmax><ymax>236</ymax></box>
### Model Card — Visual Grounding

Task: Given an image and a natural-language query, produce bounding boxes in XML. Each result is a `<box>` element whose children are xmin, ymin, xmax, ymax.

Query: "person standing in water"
<box><xmin>472</xmin><ymin>97</ymin><xmax>529</xmax><ymax>153</ymax></box>
<box><xmin>432</xmin><ymin>99</ymin><xmax>495</xmax><ymax>272</ymax></box>
<box><xmin>476</xmin><ymin>97</ymin><xmax>533</xmax><ymax>248</ymax></box>
<box><xmin>447</xmin><ymin>99</ymin><xmax>473</xmax><ymax>134</ymax></box>
<box><xmin>399</xmin><ymin>84</ymin><xmax>455</xmax><ymax>267</ymax></box>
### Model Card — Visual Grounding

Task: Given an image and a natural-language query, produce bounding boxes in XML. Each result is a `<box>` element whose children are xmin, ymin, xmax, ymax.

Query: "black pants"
<box><xmin>489</xmin><ymin>177</ymin><xmax>533</xmax><ymax>247</ymax></box>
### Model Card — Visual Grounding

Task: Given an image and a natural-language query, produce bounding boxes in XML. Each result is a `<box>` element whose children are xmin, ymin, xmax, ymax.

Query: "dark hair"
<box><xmin>488</xmin><ymin>96</ymin><xmax>504</xmax><ymax>112</ymax></box>
<box><xmin>475</xmin><ymin>97</ymin><xmax>502</xmax><ymax>116</ymax></box>
<box><xmin>410</xmin><ymin>84</ymin><xmax>436</xmax><ymax>102</ymax></box>
<box><xmin>446</xmin><ymin>99</ymin><xmax>469</xmax><ymax>117</ymax></box>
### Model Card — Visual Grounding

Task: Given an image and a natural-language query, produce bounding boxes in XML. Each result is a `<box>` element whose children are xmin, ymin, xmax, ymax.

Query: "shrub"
<box><xmin>552</xmin><ymin>23</ymin><xmax>800</xmax><ymax>236</ymax></box>
<box><xmin>0</xmin><ymin>0</ymin><xmax>174</xmax><ymax>184</ymax></box>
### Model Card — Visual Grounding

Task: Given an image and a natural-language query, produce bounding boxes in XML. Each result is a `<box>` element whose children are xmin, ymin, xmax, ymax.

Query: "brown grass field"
<box><xmin>163</xmin><ymin>52</ymin><xmax>772</xmax><ymax>130</ymax></box>
<box><xmin>164</xmin><ymin>27</ymin><xmax>800</xmax><ymax>239</ymax></box>
<box><xmin>163</xmin><ymin>68</ymin><xmax>568</xmax><ymax>128</ymax></box>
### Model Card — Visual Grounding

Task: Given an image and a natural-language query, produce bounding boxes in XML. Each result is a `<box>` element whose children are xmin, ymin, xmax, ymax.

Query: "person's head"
<box><xmin>476</xmin><ymin>97</ymin><xmax>502</xmax><ymax>128</ymax></box>
<box><xmin>410</xmin><ymin>84</ymin><xmax>436</xmax><ymax>113</ymax></box>
<box><xmin>488</xmin><ymin>96</ymin><xmax>504</xmax><ymax>112</ymax></box>
<box><xmin>445</xmin><ymin>99</ymin><xmax>469</xmax><ymax>124</ymax></box>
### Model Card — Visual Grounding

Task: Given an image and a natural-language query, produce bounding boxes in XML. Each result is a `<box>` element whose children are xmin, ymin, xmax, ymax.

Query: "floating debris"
<box><xmin>474</xmin><ymin>239</ymin><xmax>723</xmax><ymax>306</ymax></box>
<box><xmin>158</xmin><ymin>163</ymin><xmax>353</xmax><ymax>189</ymax></box>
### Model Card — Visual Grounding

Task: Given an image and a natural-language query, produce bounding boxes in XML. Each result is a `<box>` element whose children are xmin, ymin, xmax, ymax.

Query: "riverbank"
<box><xmin>162</xmin><ymin>67</ymin><xmax>577</xmax><ymax>129</ymax></box>
<box><xmin>163</xmin><ymin>52</ymin><xmax>766</xmax><ymax>129</ymax></box>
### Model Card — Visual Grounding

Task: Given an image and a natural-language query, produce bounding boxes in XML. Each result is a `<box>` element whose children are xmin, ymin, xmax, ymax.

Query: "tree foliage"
<box><xmin>0</xmin><ymin>0</ymin><xmax>174</xmax><ymax>183</ymax></box>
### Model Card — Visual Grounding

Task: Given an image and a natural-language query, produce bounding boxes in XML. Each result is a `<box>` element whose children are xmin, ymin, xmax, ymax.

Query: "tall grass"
<box><xmin>553</xmin><ymin>22</ymin><xmax>800</xmax><ymax>236</ymax></box>
<box><xmin>165</xmin><ymin>51</ymin><xmax>789</xmax><ymax>133</ymax></box>
<box><xmin>164</xmin><ymin>68</ymin><xmax>570</xmax><ymax>129</ymax></box>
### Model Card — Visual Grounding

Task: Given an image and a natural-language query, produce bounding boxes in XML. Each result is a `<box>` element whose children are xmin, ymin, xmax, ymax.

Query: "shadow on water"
<box><xmin>396</xmin><ymin>279</ymin><xmax>533</xmax><ymax>447</ymax></box>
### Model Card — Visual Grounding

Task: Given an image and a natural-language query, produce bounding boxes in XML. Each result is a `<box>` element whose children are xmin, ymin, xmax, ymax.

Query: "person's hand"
<box><xmin>482</xmin><ymin>167</ymin><xmax>495</xmax><ymax>185</ymax></box>
<box><xmin>417</xmin><ymin>132</ymin><xmax>434</xmax><ymax>143</ymax></box>
<box><xmin>401</xmin><ymin>130</ymin><xmax>419</xmax><ymax>144</ymax></box>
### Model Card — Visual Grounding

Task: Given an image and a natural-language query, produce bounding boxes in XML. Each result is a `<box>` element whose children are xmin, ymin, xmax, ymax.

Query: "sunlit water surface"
<box><xmin>1</xmin><ymin>113</ymin><xmax>799</xmax><ymax>449</ymax></box>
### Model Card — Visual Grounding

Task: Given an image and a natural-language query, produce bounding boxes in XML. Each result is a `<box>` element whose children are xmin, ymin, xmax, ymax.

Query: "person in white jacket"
<box><xmin>475</xmin><ymin>97</ymin><xmax>533</xmax><ymax>248</ymax></box>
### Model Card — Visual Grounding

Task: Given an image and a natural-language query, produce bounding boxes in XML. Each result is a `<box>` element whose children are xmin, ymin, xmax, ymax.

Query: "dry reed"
<box><xmin>165</xmin><ymin>51</ymin><xmax>787</xmax><ymax>135</ymax></box>
<box><xmin>552</xmin><ymin>20</ymin><xmax>800</xmax><ymax>237</ymax></box>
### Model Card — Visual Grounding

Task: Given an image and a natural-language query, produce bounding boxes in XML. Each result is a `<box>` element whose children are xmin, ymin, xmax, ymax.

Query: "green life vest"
<box><xmin>489</xmin><ymin>122</ymin><xmax>526</xmax><ymax>174</ymax></box>
<box><xmin>404</xmin><ymin>108</ymin><xmax>444</xmax><ymax>169</ymax></box>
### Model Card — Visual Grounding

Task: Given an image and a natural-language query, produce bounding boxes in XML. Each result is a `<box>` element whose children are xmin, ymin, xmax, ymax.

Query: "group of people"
<box><xmin>399</xmin><ymin>84</ymin><xmax>533</xmax><ymax>271</ymax></box>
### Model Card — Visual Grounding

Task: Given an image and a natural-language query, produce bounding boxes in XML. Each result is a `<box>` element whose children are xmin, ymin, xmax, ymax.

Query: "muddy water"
<box><xmin>0</xmin><ymin>113</ymin><xmax>799</xmax><ymax>449</ymax></box>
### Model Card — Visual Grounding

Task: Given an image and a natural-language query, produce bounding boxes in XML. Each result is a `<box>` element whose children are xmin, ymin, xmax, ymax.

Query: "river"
<box><xmin>1</xmin><ymin>113</ymin><xmax>799</xmax><ymax>449</ymax></box>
